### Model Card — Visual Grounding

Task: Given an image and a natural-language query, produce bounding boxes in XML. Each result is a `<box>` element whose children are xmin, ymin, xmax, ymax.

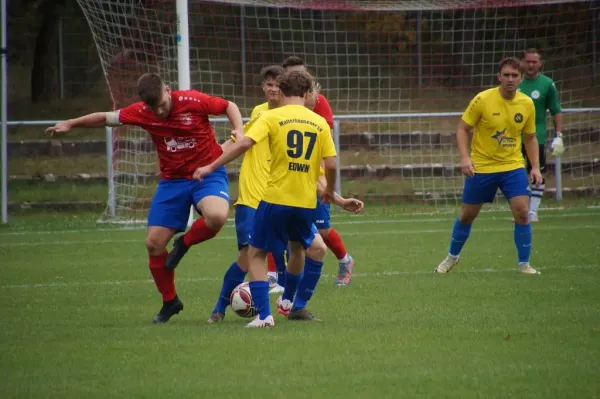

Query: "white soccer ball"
<box><xmin>229</xmin><ymin>282</ymin><xmax>257</xmax><ymax>318</ymax></box>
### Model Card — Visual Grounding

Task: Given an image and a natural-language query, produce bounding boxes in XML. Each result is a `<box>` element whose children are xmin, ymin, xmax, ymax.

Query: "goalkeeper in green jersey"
<box><xmin>518</xmin><ymin>48</ymin><xmax>563</xmax><ymax>222</ymax></box>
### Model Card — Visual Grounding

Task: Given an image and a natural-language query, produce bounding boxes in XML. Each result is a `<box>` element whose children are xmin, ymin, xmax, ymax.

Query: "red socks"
<box><xmin>183</xmin><ymin>218</ymin><xmax>219</xmax><ymax>247</ymax></box>
<box><xmin>148</xmin><ymin>250</ymin><xmax>176</xmax><ymax>302</ymax></box>
<box><xmin>323</xmin><ymin>228</ymin><xmax>347</xmax><ymax>260</ymax></box>
<box><xmin>267</xmin><ymin>253</ymin><xmax>277</xmax><ymax>273</ymax></box>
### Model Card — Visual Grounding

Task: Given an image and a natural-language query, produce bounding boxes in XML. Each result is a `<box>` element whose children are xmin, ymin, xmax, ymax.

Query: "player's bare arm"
<box><xmin>194</xmin><ymin>136</ymin><xmax>255</xmax><ymax>180</ymax></box>
<box><xmin>316</xmin><ymin>175</ymin><xmax>363</xmax><ymax>213</ymax></box>
<box><xmin>45</xmin><ymin>112</ymin><xmax>115</xmax><ymax>136</ymax></box>
<box><xmin>457</xmin><ymin>119</ymin><xmax>475</xmax><ymax>177</ymax></box>
<box><xmin>523</xmin><ymin>133</ymin><xmax>542</xmax><ymax>186</ymax></box>
<box><xmin>321</xmin><ymin>156</ymin><xmax>337</xmax><ymax>204</ymax></box>
<box><xmin>225</xmin><ymin>101</ymin><xmax>245</xmax><ymax>138</ymax></box>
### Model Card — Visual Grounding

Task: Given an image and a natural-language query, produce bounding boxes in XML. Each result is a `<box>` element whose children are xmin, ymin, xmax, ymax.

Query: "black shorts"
<box><xmin>522</xmin><ymin>144</ymin><xmax>546</xmax><ymax>174</ymax></box>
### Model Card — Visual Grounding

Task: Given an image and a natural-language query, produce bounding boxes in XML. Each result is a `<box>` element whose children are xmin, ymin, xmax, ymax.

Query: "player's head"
<box><xmin>260</xmin><ymin>65</ymin><xmax>284</xmax><ymax>103</ymax></box>
<box><xmin>497</xmin><ymin>57</ymin><xmax>523</xmax><ymax>93</ymax></box>
<box><xmin>523</xmin><ymin>48</ymin><xmax>542</xmax><ymax>78</ymax></box>
<box><xmin>282</xmin><ymin>56</ymin><xmax>306</xmax><ymax>72</ymax></box>
<box><xmin>137</xmin><ymin>73</ymin><xmax>172</xmax><ymax>120</ymax></box>
<box><xmin>277</xmin><ymin>70</ymin><xmax>314</xmax><ymax>102</ymax></box>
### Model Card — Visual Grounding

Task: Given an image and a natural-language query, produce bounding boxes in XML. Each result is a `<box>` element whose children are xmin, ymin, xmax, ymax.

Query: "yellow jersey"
<box><xmin>245</xmin><ymin>104</ymin><xmax>336</xmax><ymax>209</ymax></box>
<box><xmin>462</xmin><ymin>87</ymin><xmax>536</xmax><ymax>173</ymax></box>
<box><xmin>235</xmin><ymin>102</ymin><xmax>271</xmax><ymax>209</ymax></box>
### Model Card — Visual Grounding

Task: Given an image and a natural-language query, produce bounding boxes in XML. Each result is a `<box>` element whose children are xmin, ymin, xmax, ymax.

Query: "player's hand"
<box><xmin>340</xmin><ymin>197</ymin><xmax>364</xmax><ymax>214</ymax></box>
<box><xmin>530</xmin><ymin>167</ymin><xmax>543</xmax><ymax>188</ymax></box>
<box><xmin>460</xmin><ymin>156</ymin><xmax>476</xmax><ymax>177</ymax></box>
<box><xmin>551</xmin><ymin>134</ymin><xmax>564</xmax><ymax>157</ymax></box>
<box><xmin>45</xmin><ymin>121</ymin><xmax>71</xmax><ymax>137</ymax></box>
<box><xmin>230</xmin><ymin>128</ymin><xmax>244</xmax><ymax>143</ymax></box>
<box><xmin>320</xmin><ymin>189</ymin><xmax>335</xmax><ymax>204</ymax></box>
<box><xmin>193</xmin><ymin>166</ymin><xmax>213</xmax><ymax>181</ymax></box>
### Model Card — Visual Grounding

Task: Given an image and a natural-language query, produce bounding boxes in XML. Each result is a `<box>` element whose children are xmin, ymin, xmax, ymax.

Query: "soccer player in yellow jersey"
<box><xmin>195</xmin><ymin>71</ymin><xmax>338</xmax><ymax>327</ymax></box>
<box><xmin>206</xmin><ymin>65</ymin><xmax>284</xmax><ymax>322</ymax></box>
<box><xmin>435</xmin><ymin>57</ymin><xmax>543</xmax><ymax>275</ymax></box>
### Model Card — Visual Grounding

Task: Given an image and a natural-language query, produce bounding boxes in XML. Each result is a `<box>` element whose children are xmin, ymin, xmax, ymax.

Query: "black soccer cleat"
<box><xmin>152</xmin><ymin>296</ymin><xmax>184</xmax><ymax>324</ymax></box>
<box><xmin>165</xmin><ymin>235</ymin><xmax>189</xmax><ymax>270</ymax></box>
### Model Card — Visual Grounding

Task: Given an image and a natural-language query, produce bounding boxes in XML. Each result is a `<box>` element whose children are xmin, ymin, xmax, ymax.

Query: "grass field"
<box><xmin>1</xmin><ymin>207</ymin><xmax>600</xmax><ymax>398</ymax></box>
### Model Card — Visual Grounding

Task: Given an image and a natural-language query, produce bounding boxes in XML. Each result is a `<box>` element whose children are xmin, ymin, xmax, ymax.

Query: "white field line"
<box><xmin>2</xmin><ymin>210</ymin><xmax>600</xmax><ymax>237</ymax></box>
<box><xmin>1</xmin><ymin>224</ymin><xmax>599</xmax><ymax>248</ymax></box>
<box><xmin>1</xmin><ymin>264</ymin><xmax>596</xmax><ymax>290</ymax></box>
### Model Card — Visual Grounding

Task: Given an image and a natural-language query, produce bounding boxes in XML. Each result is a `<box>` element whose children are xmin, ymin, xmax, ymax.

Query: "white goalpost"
<box><xmin>77</xmin><ymin>0</ymin><xmax>600</xmax><ymax>225</ymax></box>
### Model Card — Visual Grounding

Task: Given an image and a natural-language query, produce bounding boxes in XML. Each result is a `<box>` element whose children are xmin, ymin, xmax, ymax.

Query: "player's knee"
<box><xmin>457</xmin><ymin>211</ymin><xmax>476</xmax><ymax>224</ymax></box>
<box><xmin>145</xmin><ymin>236</ymin><xmax>167</xmax><ymax>255</ymax></box>
<box><xmin>318</xmin><ymin>228</ymin><xmax>330</xmax><ymax>238</ymax></box>
<box><xmin>307</xmin><ymin>237</ymin><xmax>327</xmax><ymax>261</ymax></box>
<box><xmin>204</xmin><ymin>212</ymin><xmax>228</xmax><ymax>231</ymax></box>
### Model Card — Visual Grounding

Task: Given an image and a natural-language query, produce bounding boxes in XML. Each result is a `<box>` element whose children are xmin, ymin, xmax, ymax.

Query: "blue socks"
<box><xmin>449</xmin><ymin>218</ymin><xmax>472</xmax><ymax>256</ymax></box>
<box><xmin>292</xmin><ymin>257</ymin><xmax>323</xmax><ymax>312</ymax></box>
<box><xmin>514</xmin><ymin>223</ymin><xmax>532</xmax><ymax>263</ymax></box>
<box><xmin>213</xmin><ymin>261</ymin><xmax>247</xmax><ymax>314</ymax></box>
<box><xmin>283</xmin><ymin>270</ymin><xmax>302</xmax><ymax>303</ymax></box>
<box><xmin>249</xmin><ymin>280</ymin><xmax>271</xmax><ymax>319</ymax></box>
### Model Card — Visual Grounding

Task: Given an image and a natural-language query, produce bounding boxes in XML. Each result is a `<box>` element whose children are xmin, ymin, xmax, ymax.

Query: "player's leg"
<box><xmin>267</xmin><ymin>249</ymin><xmax>287</xmax><ymax>294</ymax></box>
<box><xmin>435</xmin><ymin>173</ymin><xmax>497</xmax><ymax>273</ymax></box>
<box><xmin>528</xmin><ymin>144</ymin><xmax>546</xmax><ymax>222</ymax></box>
<box><xmin>208</xmin><ymin>205</ymin><xmax>254</xmax><ymax>323</ymax></box>
<box><xmin>146</xmin><ymin>180</ymin><xmax>190</xmax><ymax>323</ymax></box>
<box><xmin>316</xmin><ymin>198</ymin><xmax>355</xmax><ymax>286</ymax></box>
<box><xmin>501</xmin><ymin>168</ymin><xmax>540</xmax><ymax>274</ymax></box>
<box><xmin>165</xmin><ymin>166</ymin><xmax>230</xmax><ymax>270</ymax></box>
<box><xmin>245</xmin><ymin>201</ymin><xmax>289</xmax><ymax>327</ymax></box>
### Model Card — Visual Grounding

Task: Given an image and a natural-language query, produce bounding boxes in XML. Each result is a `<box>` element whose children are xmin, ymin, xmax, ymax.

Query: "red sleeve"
<box><xmin>313</xmin><ymin>94</ymin><xmax>334</xmax><ymax>129</ymax></box>
<box><xmin>118</xmin><ymin>102</ymin><xmax>146</xmax><ymax>125</ymax></box>
<box><xmin>187</xmin><ymin>90</ymin><xmax>229</xmax><ymax>115</ymax></box>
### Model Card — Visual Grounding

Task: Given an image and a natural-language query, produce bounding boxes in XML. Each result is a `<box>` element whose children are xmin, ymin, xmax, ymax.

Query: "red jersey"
<box><xmin>118</xmin><ymin>90</ymin><xmax>229</xmax><ymax>179</ymax></box>
<box><xmin>312</xmin><ymin>94</ymin><xmax>334</xmax><ymax>129</ymax></box>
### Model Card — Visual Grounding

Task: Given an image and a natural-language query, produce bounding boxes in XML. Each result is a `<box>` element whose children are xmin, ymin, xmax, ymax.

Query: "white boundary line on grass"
<box><xmin>2</xmin><ymin>210</ymin><xmax>600</xmax><ymax>237</ymax></box>
<box><xmin>2</xmin><ymin>264</ymin><xmax>596</xmax><ymax>290</ymax></box>
<box><xmin>1</xmin><ymin>224</ymin><xmax>599</xmax><ymax>247</ymax></box>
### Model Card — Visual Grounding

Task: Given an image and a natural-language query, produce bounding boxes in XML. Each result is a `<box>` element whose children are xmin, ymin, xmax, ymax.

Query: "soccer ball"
<box><xmin>229</xmin><ymin>282</ymin><xmax>257</xmax><ymax>318</ymax></box>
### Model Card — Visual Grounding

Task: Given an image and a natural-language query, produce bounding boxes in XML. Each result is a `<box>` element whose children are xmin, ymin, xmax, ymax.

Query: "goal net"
<box><xmin>76</xmin><ymin>0</ymin><xmax>600</xmax><ymax>223</ymax></box>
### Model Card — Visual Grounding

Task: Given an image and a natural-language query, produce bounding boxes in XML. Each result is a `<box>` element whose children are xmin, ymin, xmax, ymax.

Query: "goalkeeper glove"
<box><xmin>551</xmin><ymin>132</ymin><xmax>564</xmax><ymax>156</ymax></box>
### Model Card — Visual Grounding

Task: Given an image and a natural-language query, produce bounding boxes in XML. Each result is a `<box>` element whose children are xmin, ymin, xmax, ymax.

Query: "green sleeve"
<box><xmin>547</xmin><ymin>82</ymin><xmax>562</xmax><ymax>115</ymax></box>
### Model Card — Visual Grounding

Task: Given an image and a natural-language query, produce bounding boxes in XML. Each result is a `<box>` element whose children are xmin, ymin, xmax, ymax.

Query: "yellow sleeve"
<box><xmin>245</xmin><ymin>114</ymin><xmax>270</xmax><ymax>144</ymax></box>
<box><xmin>461</xmin><ymin>94</ymin><xmax>482</xmax><ymax>127</ymax></box>
<box><xmin>320</xmin><ymin>125</ymin><xmax>337</xmax><ymax>158</ymax></box>
<box><xmin>523</xmin><ymin>101</ymin><xmax>536</xmax><ymax>135</ymax></box>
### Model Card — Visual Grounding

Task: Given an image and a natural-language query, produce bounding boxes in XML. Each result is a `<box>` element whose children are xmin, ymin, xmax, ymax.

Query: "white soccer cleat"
<box><xmin>269</xmin><ymin>284</ymin><xmax>285</xmax><ymax>295</ymax></box>
<box><xmin>434</xmin><ymin>255</ymin><xmax>460</xmax><ymax>273</ymax></box>
<box><xmin>528</xmin><ymin>211</ymin><xmax>539</xmax><ymax>223</ymax></box>
<box><xmin>246</xmin><ymin>315</ymin><xmax>275</xmax><ymax>328</ymax></box>
<box><xmin>519</xmin><ymin>263</ymin><xmax>540</xmax><ymax>275</ymax></box>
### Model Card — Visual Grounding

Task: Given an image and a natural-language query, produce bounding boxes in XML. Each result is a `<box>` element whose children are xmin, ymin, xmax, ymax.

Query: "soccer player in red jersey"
<box><xmin>45</xmin><ymin>73</ymin><xmax>244</xmax><ymax>323</ymax></box>
<box><xmin>264</xmin><ymin>56</ymin><xmax>356</xmax><ymax>288</ymax></box>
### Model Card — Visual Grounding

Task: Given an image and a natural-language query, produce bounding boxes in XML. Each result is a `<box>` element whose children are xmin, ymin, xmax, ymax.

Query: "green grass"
<box><xmin>1</xmin><ymin>208</ymin><xmax>600</xmax><ymax>398</ymax></box>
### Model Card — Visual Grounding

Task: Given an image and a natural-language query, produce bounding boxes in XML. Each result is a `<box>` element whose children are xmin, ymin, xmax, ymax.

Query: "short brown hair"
<box><xmin>498</xmin><ymin>57</ymin><xmax>523</xmax><ymax>73</ymax></box>
<box><xmin>278</xmin><ymin>71</ymin><xmax>313</xmax><ymax>98</ymax></box>
<box><xmin>282</xmin><ymin>56</ymin><xmax>305</xmax><ymax>69</ymax></box>
<box><xmin>524</xmin><ymin>48</ymin><xmax>541</xmax><ymax>58</ymax></box>
<box><xmin>137</xmin><ymin>73</ymin><xmax>165</xmax><ymax>107</ymax></box>
<box><xmin>260</xmin><ymin>64</ymin><xmax>284</xmax><ymax>82</ymax></box>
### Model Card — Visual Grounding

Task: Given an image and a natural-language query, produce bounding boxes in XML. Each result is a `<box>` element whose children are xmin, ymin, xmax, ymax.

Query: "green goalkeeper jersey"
<box><xmin>518</xmin><ymin>73</ymin><xmax>562</xmax><ymax>143</ymax></box>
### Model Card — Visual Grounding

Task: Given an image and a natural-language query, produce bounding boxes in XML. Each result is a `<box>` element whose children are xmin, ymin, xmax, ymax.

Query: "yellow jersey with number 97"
<box><xmin>245</xmin><ymin>104</ymin><xmax>336</xmax><ymax>209</ymax></box>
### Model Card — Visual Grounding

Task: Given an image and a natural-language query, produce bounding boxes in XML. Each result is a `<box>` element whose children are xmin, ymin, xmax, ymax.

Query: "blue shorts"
<box><xmin>235</xmin><ymin>205</ymin><xmax>256</xmax><ymax>250</ymax></box>
<box><xmin>462</xmin><ymin>168</ymin><xmax>529</xmax><ymax>204</ymax></box>
<box><xmin>147</xmin><ymin>166</ymin><xmax>229</xmax><ymax>232</ymax></box>
<box><xmin>314</xmin><ymin>195</ymin><xmax>331</xmax><ymax>229</ymax></box>
<box><xmin>250</xmin><ymin>201</ymin><xmax>318</xmax><ymax>253</ymax></box>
